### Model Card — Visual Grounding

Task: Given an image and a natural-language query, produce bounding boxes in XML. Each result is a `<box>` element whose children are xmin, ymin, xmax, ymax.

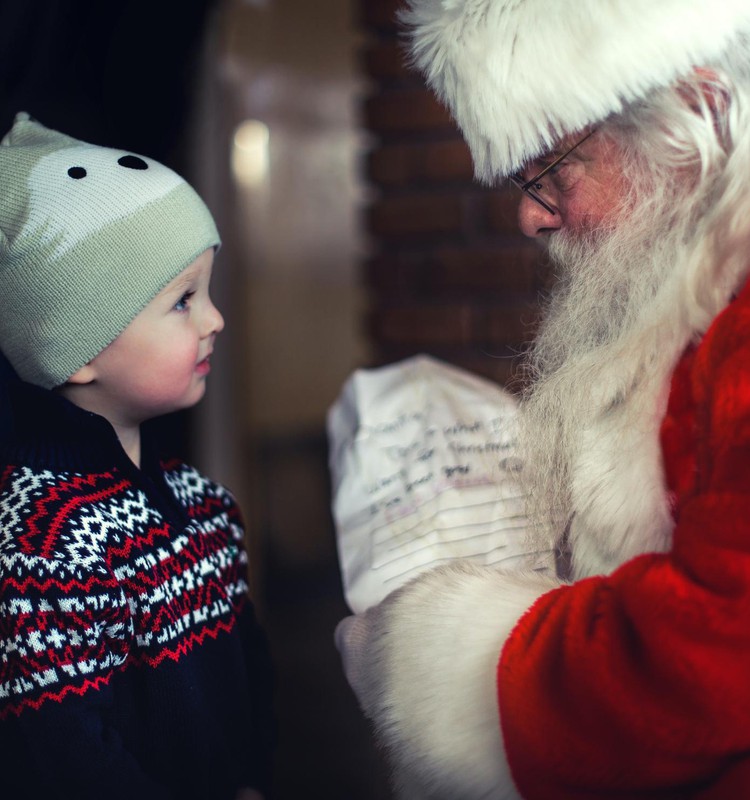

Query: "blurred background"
<box><xmin>0</xmin><ymin>0</ymin><xmax>546</xmax><ymax>796</ymax></box>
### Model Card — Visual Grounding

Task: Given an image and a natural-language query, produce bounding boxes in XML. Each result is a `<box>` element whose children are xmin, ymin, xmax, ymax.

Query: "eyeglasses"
<box><xmin>509</xmin><ymin>129</ymin><xmax>597</xmax><ymax>215</ymax></box>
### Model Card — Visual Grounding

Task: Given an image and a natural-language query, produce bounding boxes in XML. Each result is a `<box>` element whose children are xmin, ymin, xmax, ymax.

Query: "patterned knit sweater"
<box><xmin>0</xmin><ymin>382</ymin><xmax>274</xmax><ymax>800</ymax></box>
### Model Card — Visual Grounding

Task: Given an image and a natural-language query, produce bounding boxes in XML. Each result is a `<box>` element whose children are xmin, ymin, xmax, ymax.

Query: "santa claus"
<box><xmin>335</xmin><ymin>0</ymin><xmax>750</xmax><ymax>797</ymax></box>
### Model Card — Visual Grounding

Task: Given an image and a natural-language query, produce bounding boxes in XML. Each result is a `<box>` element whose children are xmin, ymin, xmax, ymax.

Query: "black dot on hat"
<box><xmin>118</xmin><ymin>155</ymin><xmax>148</xmax><ymax>170</ymax></box>
<box><xmin>67</xmin><ymin>166</ymin><xmax>87</xmax><ymax>179</ymax></box>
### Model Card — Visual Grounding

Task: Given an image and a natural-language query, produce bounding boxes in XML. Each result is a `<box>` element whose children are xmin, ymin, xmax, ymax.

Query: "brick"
<box><xmin>487</xmin><ymin>189</ymin><xmax>523</xmax><ymax>233</ymax></box>
<box><xmin>370</xmin><ymin>303</ymin><xmax>474</xmax><ymax>345</ymax></box>
<box><xmin>358</xmin><ymin>0</ymin><xmax>546</xmax><ymax>393</ymax></box>
<box><xmin>362</xmin><ymin>40</ymin><xmax>413</xmax><ymax>82</ymax></box>
<box><xmin>432</xmin><ymin>245</ymin><xmax>539</xmax><ymax>294</ymax></box>
<box><xmin>422</xmin><ymin>139</ymin><xmax>474</xmax><ymax>182</ymax></box>
<box><xmin>364</xmin><ymin>254</ymin><xmax>429</xmax><ymax>293</ymax></box>
<box><xmin>367</xmin><ymin>146</ymin><xmax>412</xmax><ymax>186</ymax></box>
<box><xmin>479</xmin><ymin>303</ymin><xmax>541</xmax><ymax>345</ymax></box>
<box><xmin>364</xmin><ymin>89</ymin><xmax>455</xmax><ymax>134</ymax></box>
<box><xmin>368</xmin><ymin>194</ymin><xmax>464</xmax><ymax>238</ymax></box>
<box><xmin>368</xmin><ymin>139</ymin><xmax>474</xmax><ymax>186</ymax></box>
<box><xmin>365</xmin><ymin>246</ymin><xmax>540</xmax><ymax>298</ymax></box>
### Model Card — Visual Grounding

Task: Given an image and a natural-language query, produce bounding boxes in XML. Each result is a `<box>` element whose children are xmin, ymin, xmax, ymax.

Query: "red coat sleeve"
<box><xmin>498</xmin><ymin>280</ymin><xmax>750</xmax><ymax>798</ymax></box>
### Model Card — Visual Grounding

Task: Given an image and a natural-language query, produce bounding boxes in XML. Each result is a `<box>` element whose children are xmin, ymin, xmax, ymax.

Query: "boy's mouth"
<box><xmin>196</xmin><ymin>353</ymin><xmax>212</xmax><ymax>375</ymax></box>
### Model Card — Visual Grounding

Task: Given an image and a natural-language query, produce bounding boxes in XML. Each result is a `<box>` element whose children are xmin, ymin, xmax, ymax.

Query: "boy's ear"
<box><xmin>66</xmin><ymin>362</ymin><xmax>97</xmax><ymax>385</ymax></box>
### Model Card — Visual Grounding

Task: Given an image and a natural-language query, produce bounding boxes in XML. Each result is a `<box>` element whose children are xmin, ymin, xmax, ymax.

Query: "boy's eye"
<box><xmin>174</xmin><ymin>291</ymin><xmax>195</xmax><ymax>312</ymax></box>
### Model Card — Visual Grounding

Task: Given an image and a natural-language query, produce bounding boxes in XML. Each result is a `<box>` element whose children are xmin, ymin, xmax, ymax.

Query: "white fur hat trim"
<box><xmin>400</xmin><ymin>0</ymin><xmax>750</xmax><ymax>180</ymax></box>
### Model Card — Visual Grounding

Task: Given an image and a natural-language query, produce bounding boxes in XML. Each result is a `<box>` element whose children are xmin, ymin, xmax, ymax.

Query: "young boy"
<box><xmin>0</xmin><ymin>113</ymin><xmax>273</xmax><ymax>800</ymax></box>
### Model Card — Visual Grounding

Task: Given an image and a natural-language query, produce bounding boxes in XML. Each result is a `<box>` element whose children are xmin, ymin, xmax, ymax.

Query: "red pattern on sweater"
<box><xmin>0</xmin><ymin>461</ymin><xmax>248</xmax><ymax>720</ymax></box>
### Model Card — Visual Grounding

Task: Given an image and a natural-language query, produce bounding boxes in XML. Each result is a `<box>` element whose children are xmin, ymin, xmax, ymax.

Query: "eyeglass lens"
<box><xmin>509</xmin><ymin>129</ymin><xmax>596</xmax><ymax>215</ymax></box>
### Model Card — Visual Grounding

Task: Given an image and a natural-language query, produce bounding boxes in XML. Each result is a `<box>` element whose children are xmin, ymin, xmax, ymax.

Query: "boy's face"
<box><xmin>77</xmin><ymin>248</ymin><xmax>224</xmax><ymax>426</ymax></box>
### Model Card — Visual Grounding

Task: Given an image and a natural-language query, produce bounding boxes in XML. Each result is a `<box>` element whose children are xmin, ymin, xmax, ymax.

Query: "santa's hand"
<box><xmin>333</xmin><ymin>563</ymin><xmax>558</xmax><ymax>799</ymax></box>
<box><xmin>335</xmin><ymin>602</ymin><xmax>390</xmax><ymax>717</ymax></box>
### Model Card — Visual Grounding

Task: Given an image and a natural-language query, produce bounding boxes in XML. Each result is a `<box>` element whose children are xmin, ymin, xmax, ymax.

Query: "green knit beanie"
<box><xmin>0</xmin><ymin>112</ymin><xmax>221</xmax><ymax>389</ymax></box>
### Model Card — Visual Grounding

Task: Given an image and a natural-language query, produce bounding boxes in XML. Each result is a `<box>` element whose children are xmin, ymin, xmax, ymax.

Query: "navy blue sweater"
<box><xmin>0</xmin><ymin>382</ymin><xmax>274</xmax><ymax>799</ymax></box>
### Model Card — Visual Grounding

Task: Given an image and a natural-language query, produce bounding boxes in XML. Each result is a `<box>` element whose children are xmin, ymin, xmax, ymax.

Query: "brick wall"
<box><xmin>358</xmin><ymin>0</ymin><xmax>547</xmax><ymax>390</ymax></box>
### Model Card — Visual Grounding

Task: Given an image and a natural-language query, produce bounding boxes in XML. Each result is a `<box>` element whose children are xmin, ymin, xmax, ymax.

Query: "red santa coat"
<box><xmin>499</xmin><ymin>276</ymin><xmax>750</xmax><ymax>797</ymax></box>
<box><xmin>336</xmin><ymin>274</ymin><xmax>750</xmax><ymax>800</ymax></box>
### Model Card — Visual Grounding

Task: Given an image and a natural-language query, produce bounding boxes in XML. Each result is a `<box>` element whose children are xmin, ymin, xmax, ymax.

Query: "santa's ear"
<box><xmin>65</xmin><ymin>362</ymin><xmax>97</xmax><ymax>385</ymax></box>
<box><xmin>676</xmin><ymin>67</ymin><xmax>730</xmax><ymax>128</ymax></box>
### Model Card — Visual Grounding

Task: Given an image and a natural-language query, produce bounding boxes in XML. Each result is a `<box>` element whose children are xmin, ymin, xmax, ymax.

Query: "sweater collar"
<box><xmin>1</xmin><ymin>379</ymin><xmax>161</xmax><ymax>474</ymax></box>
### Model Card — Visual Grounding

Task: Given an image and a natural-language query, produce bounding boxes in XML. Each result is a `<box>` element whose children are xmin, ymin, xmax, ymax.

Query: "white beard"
<box><xmin>519</xmin><ymin>188</ymin><xmax>708</xmax><ymax>579</ymax></box>
<box><xmin>564</xmin><ymin>375</ymin><xmax>675</xmax><ymax>578</ymax></box>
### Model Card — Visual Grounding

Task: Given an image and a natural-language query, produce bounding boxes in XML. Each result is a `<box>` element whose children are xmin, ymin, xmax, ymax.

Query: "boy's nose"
<box><xmin>204</xmin><ymin>298</ymin><xmax>224</xmax><ymax>337</ymax></box>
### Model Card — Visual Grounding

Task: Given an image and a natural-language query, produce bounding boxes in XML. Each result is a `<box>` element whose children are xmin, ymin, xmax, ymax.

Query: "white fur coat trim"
<box><xmin>357</xmin><ymin>562</ymin><xmax>559</xmax><ymax>799</ymax></box>
<box><xmin>400</xmin><ymin>0</ymin><xmax>750</xmax><ymax>178</ymax></box>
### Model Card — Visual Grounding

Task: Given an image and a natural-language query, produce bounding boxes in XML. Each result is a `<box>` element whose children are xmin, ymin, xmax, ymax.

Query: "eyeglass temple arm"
<box><xmin>520</xmin><ymin>128</ymin><xmax>597</xmax><ymax>191</ymax></box>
